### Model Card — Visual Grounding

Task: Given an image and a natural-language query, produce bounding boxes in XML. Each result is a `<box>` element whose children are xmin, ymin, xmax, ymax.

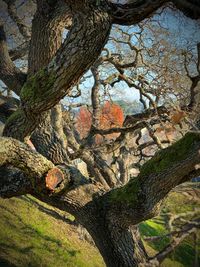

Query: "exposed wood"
<box><xmin>45</xmin><ymin>167</ymin><xmax>64</xmax><ymax>192</ymax></box>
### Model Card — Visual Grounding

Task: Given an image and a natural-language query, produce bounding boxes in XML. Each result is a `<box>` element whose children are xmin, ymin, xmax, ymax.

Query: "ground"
<box><xmin>0</xmin><ymin>183</ymin><xmax>199</xmax><ymax>267</ymax></box>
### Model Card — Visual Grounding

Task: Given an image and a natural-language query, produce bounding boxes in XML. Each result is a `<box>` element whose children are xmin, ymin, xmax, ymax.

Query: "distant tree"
<box><xmin>100</xmin><ymin>101</ymin><xmax>124</xmax><ymax>129</ymax></box>
<box><xmin>76</xmin><ymin>107</ymin><xmax>92</xmax><ymax>139</ymax></box>
<box><xmin>76</xmin><ymin>101</ymin><xmax>124</xmax><ymax>142</ymax></box>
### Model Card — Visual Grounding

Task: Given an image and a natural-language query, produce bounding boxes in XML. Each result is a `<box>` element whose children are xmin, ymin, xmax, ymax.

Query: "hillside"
<box><xmin>0</xmin><ymin>195</ymin><xmax>105</xmax><ymax>267</ymax></box>
<box><xmin>0</xmin><ymin>183</ymin><xmax>199</xmax><ymax>267</ymax></box>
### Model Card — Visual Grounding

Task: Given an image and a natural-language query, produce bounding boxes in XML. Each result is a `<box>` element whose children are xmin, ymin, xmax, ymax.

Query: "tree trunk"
<box><xmin>78</xmin><ymin>207</ymin><xmax>148</xmax><ymax>267</ymax></box>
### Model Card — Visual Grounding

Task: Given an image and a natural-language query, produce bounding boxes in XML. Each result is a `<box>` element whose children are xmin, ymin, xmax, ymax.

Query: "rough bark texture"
<box><xmin>0</xmin><ymin>25</ymin><xmax>26</xmax><ymax>95</ymax></box>
<box><xmin>3</xmin><ymin>3</ymin><xmax>112</xmax><ymax>141</ymax></box>
<box><xmin>0</xmin><ymin>1</ymin><xmax>200</xmax><ymax>267</ymax></box>
<box><xmin>28</xmin><ymin>0</ymin><xmax>72</xmax><ymax>75</ymax></box>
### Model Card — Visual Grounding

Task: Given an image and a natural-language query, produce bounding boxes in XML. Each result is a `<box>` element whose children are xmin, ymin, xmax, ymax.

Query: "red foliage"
<box><xmin>76</xmin><ymin>107</ymin><xmax>92</xmax><ymax>139</ymax></box>
<box><xmin>76</xmin><ymin>101</ymin><xmax>124</xmax><ymax>142</ymax></box>
<box><xmin>100</xmin><ymin>101</ymin><xmax>124</xmax><ymax>129</ymax></box>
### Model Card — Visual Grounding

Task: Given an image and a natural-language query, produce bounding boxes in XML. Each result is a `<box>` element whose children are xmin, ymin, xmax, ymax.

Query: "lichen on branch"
<box><xmin>139</xmin><ymin>132</ymin><xmax>200</xmax><ymax>177</ymax></box>
<box><xmin>0</xmin><ymin>137</ymin><xmax>70</xmax><ymax>195</ymax></box>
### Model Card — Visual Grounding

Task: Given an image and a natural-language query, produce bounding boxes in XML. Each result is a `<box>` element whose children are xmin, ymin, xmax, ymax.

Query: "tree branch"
<box><xmin>106</xmin><ymin>0</ymin><xmax>200</xmax><ymax>25</ymax></box>
<box><xmin>149</xmin><ymin>218</ymin><xmax>200</xmax><ymax>264</ymax></box>
<box><xmin>3</xmin><ymin>0</ymin><xmax>31</xmax><ymax>40</ymax></box>
<box><xmin>31</xmin><ymin>110</ymin><xmax>69</xmax><ymax>164</ymax></box>
<box><xmin>0</xmin><ymin>25</ymin><xmax>27</xmax><ymax>95</ymax></box>
<box><xmin>0</xmin><ymin>137</ymin><xmax>70</xmax><ymax>195</ymax></box>
<box><xmin>3</xmin><ymin>2</ymin><xmax>112</xmax><ymax>140</ymax></box>
<box><xmin>28</xmin><ymin>0</ymin><xmax>72</xmax><ymax>74</ymax></box>
<box><xmin>98</xmin><ymin>132</ymin><xmax>200</xmax><ymax>227</ymax></box>
<box><xmin>173</xmin><ymin>0</ymin><xmax>200</xmax><ymax>19</ymax></box>
<box><xmin>106</xmin><ymin>0</ymin><xmax>167</xmax><ymax>25</ymax></box>
<box><xmin>0</xmin><ymin>165</ymin><xmax>32</xmax><ymax>198</ymax></box>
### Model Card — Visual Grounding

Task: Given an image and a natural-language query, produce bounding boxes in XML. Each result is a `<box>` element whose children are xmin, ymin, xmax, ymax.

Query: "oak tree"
<box><xmin>0</xmin><ymin>1</ymin><xmax>200</xmax><ymax>266</ymax></box>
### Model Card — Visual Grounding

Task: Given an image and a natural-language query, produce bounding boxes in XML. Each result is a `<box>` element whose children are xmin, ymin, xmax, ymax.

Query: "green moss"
<box><xmin>109</xmin><ymin>177</ymin><xmax>140</xmax><ymax>204</ymax></box>
<box><xmin>20</xmin><ymin>68</ymin><xmax>56</xmax><ymax>104</ymax></box>
<box><xmin>139</xmin><ymin>132</ymin><xmax>200</xmax><ymax>177</ymax></box>
<box><xmin>5</xmin><ymin>109</ymin><xmax>28</xmax><ymax>139</ymax></box>
<box><xmin>6</xmin><ymin>109</ymin><xmax>24</xmax><ymax>125</ymax></box>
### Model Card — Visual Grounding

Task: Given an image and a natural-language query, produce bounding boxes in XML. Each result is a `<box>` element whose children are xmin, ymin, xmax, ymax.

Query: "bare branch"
<box><xmin>91</xmin><ymin>65</ymin><xmax>101</xmax><ymax>129</ymax></box>
<box><xmin>3</xmin><ymin>0</ymin><xmax>31</xmax><ymax>40</ymax></box>
<box><xmin>106</xmin><ymin>0</ymin><xmax>200</xmax><ymax>26</ymax></box>
<box><xmin>0</xmin><ymin>25</ymin><xmax>27</xmax><ymax>95</ymax></box>
<box><xmin>149</xmin><ymin>218</ymin><xmax>200</xmax><ymax>264</ymax></box>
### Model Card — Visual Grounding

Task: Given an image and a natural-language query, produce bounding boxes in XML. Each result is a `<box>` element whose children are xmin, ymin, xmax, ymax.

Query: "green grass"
<box><xmin>0</xmin><ymin>184</ymin><xmax>199</xmax><ymax>267</ymax></box>
<box><xmin>139</xmin><ymin>219</ymin><xmax>169</xmax><ymax>251</ymax></box>
<box><xmin>140</xmin><ymin>185</ymin><xmax>200</xmax><ymax>267</ymax></box>
<box><xmin>0</xmin><ymin>196</ymin><xmax>105</xmax><ymax>267</ymax></box>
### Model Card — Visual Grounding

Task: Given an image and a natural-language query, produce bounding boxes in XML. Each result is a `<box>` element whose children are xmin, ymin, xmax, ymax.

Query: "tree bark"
<box><xmin>78</xmin><ymin>205</ymin><xmax>148</xmax><ymax>267</ymax></box>
<box><xmin>0</xmin><ymin>25</ymin><xmax>26</xmax><ymax>95</ymax></box>
<box><xmin>1</xmin><ymin>2</ymin><xmax>200</xmax><ymax>267</ymax></box>
<box><xmin>28</xmin><ymin>0</ymin><xmax>72</xmax><ymax>75</ymax></box>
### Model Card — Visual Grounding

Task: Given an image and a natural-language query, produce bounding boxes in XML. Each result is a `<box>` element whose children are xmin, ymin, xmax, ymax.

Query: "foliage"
<box><xmin>76</xmin><ymin>101</ymin><xmax>124</xmax><ymax>142</ymax></box>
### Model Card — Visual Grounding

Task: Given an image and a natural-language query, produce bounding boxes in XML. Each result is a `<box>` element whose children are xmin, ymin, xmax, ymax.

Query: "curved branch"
<box><xmin>4</xmin><ymin>3</ymin><xmax>112</xmax><ymax>140</ymax></box>
<box><xmin>0</xmin><ymin>25</ymin><xmax>27</xmax><ymax>95</ymax></box>
<box><xmin>98</xmin><ymin>132</ymin><xmax>200</xmax><ymax>227</ymax></box>
<box><xmin>106</xmin><ymin>0</ymin><xmax>200</xmax><ymax>25</ymax></box>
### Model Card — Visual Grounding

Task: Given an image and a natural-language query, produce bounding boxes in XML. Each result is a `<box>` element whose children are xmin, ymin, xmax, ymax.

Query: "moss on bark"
<box><xmin>20</xmin><ymin>68</ymin><xmax>56</xmax><ymax>104</ymax></box>
<box><xmin>108</xmin><ymin>132</ymin><xmax>200</xmax><ymax>205</ymax></box>
<box><xmin>109</xmin><ymin>177</ymin><xmax>140</xmax><ymax>204</ymax></box>
<box><xmin>139</xmin><ymin>132</ymin><xmax>200</xmax><ymax>177</ymax></box>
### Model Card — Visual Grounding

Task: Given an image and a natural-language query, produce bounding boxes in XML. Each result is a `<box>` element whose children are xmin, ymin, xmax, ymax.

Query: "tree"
<box><xmin>76</xmin><ymin>107</ymin><xmax>92</xmax><ymax>139</ymax></box>
<box><xmin>0</xmin><ymin>1</ymin><xmax>200</xmax><ymax>266</ymax></box>
<box><xmin>76</xmin><ymin>101</ymin><xmax>124</xmax><ymax>141</ymax></box>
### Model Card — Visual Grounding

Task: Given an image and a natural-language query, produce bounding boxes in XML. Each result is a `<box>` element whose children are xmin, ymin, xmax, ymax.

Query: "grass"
<box><xmin>0</xmin><ymin>183</ymin><xmax>199</xmax><ymax>267</ymax></box>
<box><xmin>140</xmin><ymin>184</ymin><xmax>200</xmax><ymax>267</ymax></box>
<box><xmin>0</xmin><ymin>196</ymin><xmax>105</xmax><ymax>267</ymax></box>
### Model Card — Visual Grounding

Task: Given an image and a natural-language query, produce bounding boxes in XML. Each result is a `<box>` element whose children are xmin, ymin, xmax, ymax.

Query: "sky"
<box><xmin>63</xmin><ymin>6</ymin><xmax>200</xmax><ymax>106</ymax></box>
<box><xmin>0</xmin><ymin>3</ymin><xmax>200</xmax><ymax>108</ymax></box>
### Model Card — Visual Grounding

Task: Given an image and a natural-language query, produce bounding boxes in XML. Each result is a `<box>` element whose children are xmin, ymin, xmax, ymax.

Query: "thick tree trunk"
<box><xmin>28</xmin><ymin>1</ymin><xmax>71</xmax><ymax>75</ymax></box>
<box><xmin>26</xmin><ymin>1</ymin><xmax>70</xmax><ymax>163</ymax></box>
<box><xmin>78</xmin><ymin>206</ymin><xmax>148</xmax><ymax>267</ymax></box>
<box><xmin>91</xmin><ymin>226</ymin><xmax>147</xmax><ymax>267</ymax></box>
